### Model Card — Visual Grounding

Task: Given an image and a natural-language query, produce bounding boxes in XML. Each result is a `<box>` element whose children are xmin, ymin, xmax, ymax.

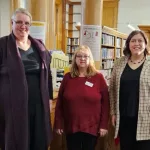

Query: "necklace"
<box><xmin>129</xmin><ymin>56</ymin><xmax>145</xmax><ymax>64</ymax></box>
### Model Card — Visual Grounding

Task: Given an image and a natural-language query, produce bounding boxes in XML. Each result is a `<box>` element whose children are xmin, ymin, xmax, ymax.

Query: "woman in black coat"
<box><xmin>0</xmin><ymin>8</ymin><xmax>53</xmax><ymax>150</ymax></box>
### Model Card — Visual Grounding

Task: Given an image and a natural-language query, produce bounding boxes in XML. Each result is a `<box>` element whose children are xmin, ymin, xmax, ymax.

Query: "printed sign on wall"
<box><xmin>80</xmin><ymin>25</ymin><xmax>101</xmax><ymax>61</ymax></box>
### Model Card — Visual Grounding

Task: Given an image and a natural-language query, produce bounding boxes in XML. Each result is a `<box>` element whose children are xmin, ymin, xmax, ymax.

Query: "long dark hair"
<box><xmin>123</xmin><ymin>30</ymin><xmax>150</xmax><ymax>56</ymax></box>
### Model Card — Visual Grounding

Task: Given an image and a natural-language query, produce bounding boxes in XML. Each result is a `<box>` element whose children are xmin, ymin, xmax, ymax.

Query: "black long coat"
<box><xmin>0</xmin><ymin>33</ymin><xmax>53</xmax><ymax>150</ymax></box>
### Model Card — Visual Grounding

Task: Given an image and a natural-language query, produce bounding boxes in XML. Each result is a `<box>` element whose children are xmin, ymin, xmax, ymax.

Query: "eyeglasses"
<box><xmin>76</xmin><ymin>55</ymin><xmax>90</xmax><ymax>59</ymax></box>
<box><xmin>13</xmin><ymin>20</ymin><xmax>31</xmax><ymax>27</ymax></box>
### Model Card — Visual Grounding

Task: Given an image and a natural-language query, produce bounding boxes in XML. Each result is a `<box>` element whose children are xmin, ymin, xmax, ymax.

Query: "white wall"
<box><xmin>117</xmin><ymin>0</ymin><xmax>150</xmax><ymax>34</ymax></box>
<box><xmin>0</xmin><ymin>0</ymin><xmax>10</xmax><ymax>37</ymax></box>
<box><xmin>73</xmin><ymin>5</ymin><xmax>81</xmax><ymax>37</ymax></box>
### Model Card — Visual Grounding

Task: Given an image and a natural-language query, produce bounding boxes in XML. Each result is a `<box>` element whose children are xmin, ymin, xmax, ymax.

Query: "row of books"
<box><xmin>102</xmin><ymin>60</ymin><xmax>114</xmax><ymax>69</ymax></box>
<box><xmin>122</xmin><ymin>39</ymin><xmax>126</xmax><ymax>47</ymax></box>
<box><xmin>102</xmin><ymin>33</ymin><xmax>115</xmax><ymax>46</ymax></box>
<box><xmin>116</xmin><ymin>48</ymin><xmax>121</xmax><ymax>58</ymax></box>
<box><xmin>102</xmin><ymin>48</ymin><xmax>114</xmax><ymax>59</ymax></box>
<box><xmin>67</xmin><ymin>45</ymin><xmax>79</xmax><ymax>53</ymax></box>
<box><xmin>116</xmin><ymin>38</ymin><xmax>121</xmax><ymax>48</ymax></box>
<box><xmin>102</xmin><ymin>34</ymin><xmax>125</xmax><ymax>48</ymax></box>
<box><xmin>67</xmin><ymin>53</ymin><xmax>73</xmax><ymax>60</ymax></box>
<box><xmin>67</xmin><ymin>38</ymin><xmax>79</xmax><ymax>45</ymax></box>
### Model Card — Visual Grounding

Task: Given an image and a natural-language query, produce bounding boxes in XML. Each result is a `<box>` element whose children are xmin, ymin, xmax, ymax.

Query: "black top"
<box><xmin>119</xmin><ymin>63</ymin><xmax>144</xmax><ymax>117</ymax></box>
<box><xmin>19</xmin><ymin>46</ymin><xmax>42</xmax><ymax>112</ymax></box>
<box><xmin>19</xmin><ymin>46</ymin><xmax>47</xmax><ymax>150</ymax></box>
<box><xmin>19</xmin><ymin>46</ymin><xmax>41</xmax><ymax>74</ymax></box>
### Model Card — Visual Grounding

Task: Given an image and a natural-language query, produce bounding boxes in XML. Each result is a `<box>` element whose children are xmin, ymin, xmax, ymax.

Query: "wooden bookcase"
<box><xmin>65</xmin><ymin>1</ymin><xmax>81</xmax><ymax>64</ymax></box>
<box><xmin>100</xmin><ymin>26</ymin><xmax>127</xmax><ymax>82</ymax></box>
<box><xmin>66</xmin><ymin>25</ymin><xmax>127</xmax><ymax>69</ymax></box>
<box><xmin>67</xmin><ymin>37</ymin><xmax>79</xmax><ymax>63</ymax></box>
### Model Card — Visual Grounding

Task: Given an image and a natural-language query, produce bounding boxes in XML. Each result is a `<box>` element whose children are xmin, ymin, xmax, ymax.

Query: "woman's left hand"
<box><xmin>99</xmin><ymin>129</ymin><xmax>108</xmax><ymax>137</ymax></box>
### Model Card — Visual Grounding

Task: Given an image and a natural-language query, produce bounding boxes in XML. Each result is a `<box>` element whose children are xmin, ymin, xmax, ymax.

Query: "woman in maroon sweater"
<box><xmin>54</xmin><ymin>45</ymin><xmax>109</xmax><ymax>150</ymax></box>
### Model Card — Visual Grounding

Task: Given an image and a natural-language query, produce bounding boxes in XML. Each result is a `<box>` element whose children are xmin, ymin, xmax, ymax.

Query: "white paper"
<box><xmin>30</xmin><ymin>21</ymin><xmax>46</xmax><ymax>44</ymax></box>
<box><xmin>80</xmin><ymin>25</ymin><xmax>101</xmax><ymax>61</ymax></box>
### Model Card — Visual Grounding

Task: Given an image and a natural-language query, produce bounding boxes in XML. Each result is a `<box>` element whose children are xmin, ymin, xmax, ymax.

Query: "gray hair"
<box><xmin>11</xmin><ymin>8</ymin><xmax>32</xmax><ymax>22</ymax></box>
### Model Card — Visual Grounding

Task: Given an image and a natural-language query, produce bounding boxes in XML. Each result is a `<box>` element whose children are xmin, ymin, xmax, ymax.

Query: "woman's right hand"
<box><xmin>112</xmin><ymin>115</ymin><xmax>116</xmax><ymax>127</ymax></box>
<box><xmin>56</xmin><ymin>129</ymin><xmax>64</xmax><ymax>135</ymax></box>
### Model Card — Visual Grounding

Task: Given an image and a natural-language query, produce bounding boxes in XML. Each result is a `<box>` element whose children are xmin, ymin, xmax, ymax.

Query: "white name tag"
<box><xmin>85</xmin><ymin>81</ymin><xmax>93</xmax><ymax>87</ymax></box>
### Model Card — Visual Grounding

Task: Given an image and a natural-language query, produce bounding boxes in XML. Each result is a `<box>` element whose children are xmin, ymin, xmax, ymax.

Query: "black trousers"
<box><xmin>119</xmin><ymin>116</ymin><xmax>150</xmax><ymax>150</ymax></box>
<box><xmin>66</xmin><ymin>132</ymin><xmax>97</xmax><ymax>150</ymax></box>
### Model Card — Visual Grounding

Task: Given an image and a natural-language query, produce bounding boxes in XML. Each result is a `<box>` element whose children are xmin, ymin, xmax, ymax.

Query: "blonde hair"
<box><xmin>70</xmin><ymin>45</ymin><xmax>97</xmax><ymax>78</ymax></box>
<box><xmin>11</xmin><ymin>8</ymin><xmax>32</xmax><ymax>22</ymax></box>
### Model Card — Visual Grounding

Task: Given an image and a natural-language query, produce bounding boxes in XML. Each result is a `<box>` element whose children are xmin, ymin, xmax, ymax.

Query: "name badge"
<box><xmin>85</xmin><ymin>81</ymin><xmax>93</xmax><ymax>87</ymax></box>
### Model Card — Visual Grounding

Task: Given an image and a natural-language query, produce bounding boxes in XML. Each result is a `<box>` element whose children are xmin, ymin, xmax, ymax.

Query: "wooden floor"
<box><xmin>50</xmin><ymin>98</ymin><xmax>120</xmax><ymax>150</ymax></box>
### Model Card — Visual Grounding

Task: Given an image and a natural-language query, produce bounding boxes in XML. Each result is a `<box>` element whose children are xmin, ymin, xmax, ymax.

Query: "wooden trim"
<box><xmin>66</xmin><ymin>0</ymin><xmax>81</xmax><ymax>5</ymax></box>
<box><xmin>62</xmin><ymin>0</ymin><xmax>67</xmax><ymax>53</ymax></box>
<box><xmin>68</xmin><ymin>5</ymin><xmax>73</xmax><ymax>37</ymax></box>
<box><xmin>66</xmin><ymin>21</ymin><xmax>76</xmax><ymax>24</ymax></box>
<box><xmin>66</xmin><ymin>0</ymin><xmax>71</xmax><ymax>5</ymax></box>
<box><xmin>68</xmin><ymin>13</ymin><xmax>81</xmax><ymax>15</ymax></box>
<box><xmin>102</xmin><ymin>26</ymin><xmax>127</xmax><ymax>38</ymax></box>
<box><xmin>138</xmin><ymin>25</ymin><xmax>150</xmax><ymax>32</ymax></box>
<box><xmin>104</xmin><ymin>0</ymin><xmax>119</xmax><ymax>1</ymax></box>
<box><xmin>69</xmin><ymin>2</ymin><xmax>81</xmax><ymax>5</ymax></box>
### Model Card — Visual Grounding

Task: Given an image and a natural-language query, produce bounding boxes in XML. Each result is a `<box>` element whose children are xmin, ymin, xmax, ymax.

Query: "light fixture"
<box><xmin>127</xmin><ymin>23</ymin><xmax>136</xmax><ymax>30</ymax></box>
<box><xmin>75</xmin><ymin>22</ymin><xmax>81</xmax><ymax>30</ymax></box>
<box><xmin>76</xmin><ymin>22</ymin><xmax>81</xmax><ymax>26</ymax></box>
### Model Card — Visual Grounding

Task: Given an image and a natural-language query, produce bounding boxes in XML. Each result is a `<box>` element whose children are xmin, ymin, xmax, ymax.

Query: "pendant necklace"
<box><xmin>129</xmin><ymin>56</ymin><xmax>145</xmax><ymax>64</ymax></box>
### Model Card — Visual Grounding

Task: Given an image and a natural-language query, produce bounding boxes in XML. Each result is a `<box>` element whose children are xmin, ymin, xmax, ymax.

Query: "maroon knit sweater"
<box><xmin>54</xmin><ymin>72</ymin><xmax>109</xmax><ymax>136</ymax></box>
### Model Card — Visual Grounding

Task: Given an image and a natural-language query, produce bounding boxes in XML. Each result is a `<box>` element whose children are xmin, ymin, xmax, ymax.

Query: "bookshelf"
<box><xmin>66</xmin><ymin>2</ymin><xmax>81</xmax><ymax>64</ymax></box>
<box><xmin>100</xmin><ymin>26</ymin><xmax>127</xmax><ymax>84</ymax></box>
<box><xmin>67</xmin><ymin>37</ymin><xmax>79</xmax><ymax>63</ymax></box>
<box><xmin>66</xmin><ymin>25</ymin><xmax>127</xmax><ymax>72</ymax></box>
